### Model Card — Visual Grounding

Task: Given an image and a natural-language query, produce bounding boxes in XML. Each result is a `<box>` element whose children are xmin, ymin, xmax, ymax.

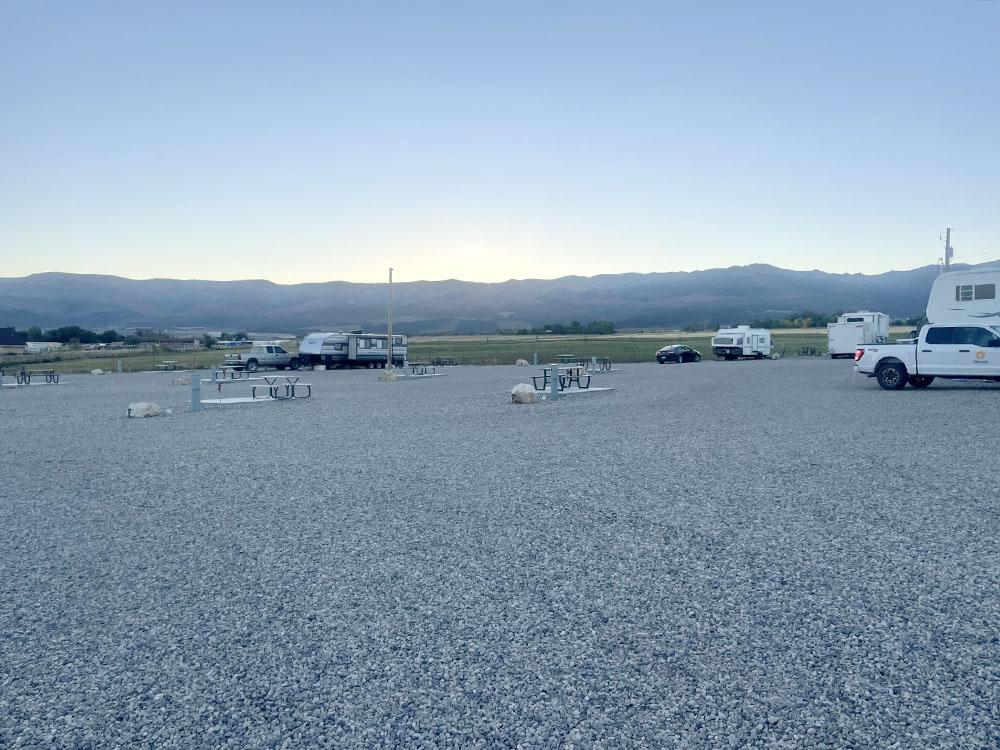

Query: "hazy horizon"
<box><xmin>3</xmin><ymin>1</ymin><xmax>1000</xmax><ymax>283</ymax></box>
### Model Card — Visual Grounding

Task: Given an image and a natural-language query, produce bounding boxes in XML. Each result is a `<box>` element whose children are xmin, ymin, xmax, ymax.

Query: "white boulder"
<box><xmin>91</xmin><ymin>369</ymin><xmax>103</xmax><ymax>375</ymax></box>
<box><xmin>127</xmin><ymin>402</ymin><xmax>161</xmax><ymax>418</ymax></box>
<box><xmin>515</xmin><ymin>359</ymin><xmax>529</xmax><ymax>366</ymax></box>
<box><xmin>511</xmin><ymin>383</ymin><xmax>538</xmax><ymax>404</ymax></box>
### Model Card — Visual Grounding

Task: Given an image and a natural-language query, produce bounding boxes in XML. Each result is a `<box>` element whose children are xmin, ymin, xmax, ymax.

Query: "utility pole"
<box><xmin>386</xmin><ymin>267</ymin><xmax>394</xmax><ymax>371</ymax></box>
<box><xmin>942</xmin><ymin>227</ymin><xmax>953</xmax><ymax>271</ymax></box>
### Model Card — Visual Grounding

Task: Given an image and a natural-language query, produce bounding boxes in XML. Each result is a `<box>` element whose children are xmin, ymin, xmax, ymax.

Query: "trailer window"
<box><xmin>974</xmin><ymin>283</ymin><xmax>996</xmax><ymax>300</ymax></box>
<box><xmin>956</xmin><ymin>285</ymin><xmax>974</xmax><ymax>302</ymax></box>
<box><xmin>845</xmin><ymin>317</ymin><xmax>864</xmax><ymax>323</ymax></box>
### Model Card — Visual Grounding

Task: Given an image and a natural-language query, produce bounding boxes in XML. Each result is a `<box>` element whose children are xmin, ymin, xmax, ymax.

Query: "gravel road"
<box><xmin>1</xmin><ymin>361</ymin><xmax>997</xmax><ymax>748</ymax></box>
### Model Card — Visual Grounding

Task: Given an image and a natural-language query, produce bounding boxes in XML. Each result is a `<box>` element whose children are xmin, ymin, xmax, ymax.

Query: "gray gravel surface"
<box><xmin>1</xmin><ymin>361</ymin><xmax>998</xmax><ymax>748</ymax></box>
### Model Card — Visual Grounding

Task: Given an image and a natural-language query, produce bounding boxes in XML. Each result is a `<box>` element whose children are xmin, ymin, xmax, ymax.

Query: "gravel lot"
<box><xmin>1</xmin><ymin>360</ymin><xmax>997</xmax><ymax>748</ymax></box>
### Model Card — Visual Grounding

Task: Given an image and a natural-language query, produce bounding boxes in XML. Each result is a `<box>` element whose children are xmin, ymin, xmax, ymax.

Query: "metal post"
<box><xmin>116</xmin><ymin>358</ymin><xmax>122</xmax><ymax>375</ymax></box>
<box><xmin>549</xmin><ymin>364</ymin><xmax>559</xmax><ymax>400</ymax></box>
<box><xmin>533</xmin><ymin>352</ymin><xmax>538</xmax><ymax>366</ymax></box>
<box><xmin>387</xmin><ymin>267</ymin><xmax>394</xmax><ymax>370</ymax></box>
<box><xmin>591</xmin><ymin>355</ymin><xmax>597</xmax><ymax>370</ymax></box>
<box><xmin>191</xmin><ymin>375</ymin><xmax>202</xmax><ymax>412</ymax></box>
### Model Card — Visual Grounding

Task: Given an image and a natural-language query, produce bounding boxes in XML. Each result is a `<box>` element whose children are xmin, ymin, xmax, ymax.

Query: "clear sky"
<box><xmin>2</xmin><ymin>1</ymin><xmax>999</xmax><ymax>284</ymax></box>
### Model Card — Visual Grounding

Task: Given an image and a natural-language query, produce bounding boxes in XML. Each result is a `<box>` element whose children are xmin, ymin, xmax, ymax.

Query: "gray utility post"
<box><xmin>943</xmin><ymin>227</ymin><xmax>953</xmax><ymax>271</ymax></box>
<box><xmin>191</xmin><ymin>375</ymin><xmax>202</xmax><ymax>412</ymax></box>
<box><xmin>533</xmin><ymin>352</ymin><xmax>538</xmax><ymax>366</ymax></box>
<box><xmin>116</xmin><ymin>358</ymin><xmax>123</xmax><ymax>375</ymax></box>
<box><xmin>387</xmin><ymin>267</ymin><xmax>394</xmax><ymax>370</ymax></box>
<box><xmin>549</xmin><ymin>364</ymin><xmax>559</xmax><ymax>400</ymax></box>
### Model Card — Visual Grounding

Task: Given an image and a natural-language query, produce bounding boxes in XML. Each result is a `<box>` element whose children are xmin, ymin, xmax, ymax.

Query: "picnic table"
<box><xmin>408</xmin><ymin>362</ymin><xmax>437</xmax><ymax>376</ymax></box>
<box><xmin>532</xmin><ymin>365</ymin><xmax>590</xmax><ymax>391</ymax></box>
<box><xmin>156</xmin><ymin>360</ymin><xmax>181</xmax><ymax>371</ymax></box>
<box><xmin>13</xmin><ymin>368</ymin><xmax>59</xmax><ymax>384</ymax></box>
<box><xmin>431</xmin><ymin>357</ymin><xmax>458</xmax><ymax>367</ymax></box>
<box><xmin>251</xmin><ymin>375</ymin><xmax>312</xmax><ymax>400</ymax></box>
<box><xmin>557</xmin><ymin>354</ymin><xmax>581</xmax><ymax>364</ymax></box>
<box><xmin>593</xmin><ymin>357</ymin><xmax>613</xmax><ymax>371</ymax></box>
<box><xmin>213</xmin><ymin>365</ymin><xmax>248</xmax><ymax>379</ymax></box>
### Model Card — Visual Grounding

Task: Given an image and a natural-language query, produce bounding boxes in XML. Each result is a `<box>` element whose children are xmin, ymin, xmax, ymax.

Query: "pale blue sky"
<box><xmin>2</xmin><ymin>1</ymin><xmax>999</xmax><ymax>283</ymax></box>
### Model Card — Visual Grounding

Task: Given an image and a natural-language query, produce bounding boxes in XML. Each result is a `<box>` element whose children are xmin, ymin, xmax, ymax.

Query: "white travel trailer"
<box><xmin>926</xmin><ymin>266</ymin><xmax>1000</xmax><ymax>325</ymax></box>
<box><xmin>711</xmin><ymin>326</ymin><xmax>772</xmax><ymax>360</ymax></box>
<box><xmin>826</xmin><ymin>311</ymin><xmax>889</xmax><ymax>359</ymax></box>
<box><xmin>298</xmin><ymin>331</ymin><xmax>407</xmax><ymax>369</ymax></box>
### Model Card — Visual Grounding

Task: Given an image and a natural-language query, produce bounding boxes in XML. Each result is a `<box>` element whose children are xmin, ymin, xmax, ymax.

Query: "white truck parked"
<box><xmin>827</xmin><ymin>311</ymin><xmax>889</xmax><ymax>358</ymax></box>
<box><xmin>855</xmin><ymin>266</ymin><xmax>1000</xmax><ymax>389</ymax></box>
<box><xmin>711</xmin><ymin>326</ymin><xmax>772</xmax><ymax>360</ymax></box>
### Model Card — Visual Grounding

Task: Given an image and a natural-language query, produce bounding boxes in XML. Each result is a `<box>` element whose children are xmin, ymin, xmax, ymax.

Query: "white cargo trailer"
<box><xmin>926</xmin><ymin>266</ymin><xmax>1000</xmax><ymax>325</ymax></box>
<box><xmin>826</xmin><ymin>311</ymin><xmax>889</xmax><ymax>358</ymax></box>
<box><xmin>711</xmin><ymin>326</ymin><xmax>772</xmax><ymax>360</ymax></box>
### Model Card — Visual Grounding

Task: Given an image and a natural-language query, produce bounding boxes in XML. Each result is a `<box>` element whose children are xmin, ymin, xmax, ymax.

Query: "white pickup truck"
<box><xmin>228</xmin><ymin>344</ymin><xmax>301</xmax><ymax>373</ymax></box>
<box><xmin>855</xmin><ymin>323</ymin><xmax>1000</xmax><ymax>389</ymax></box>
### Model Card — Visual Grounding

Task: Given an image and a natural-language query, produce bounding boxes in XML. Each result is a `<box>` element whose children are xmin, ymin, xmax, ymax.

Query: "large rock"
<box><xmin>127</xmin><ymin>402</ymin><xmax>161</xmax><ymax>418</ymax></box>
<box><xmin>515</xmin><ymin>359</ymin><xmax>529</xmax><ymax>366</ymax></box>
<box><xmin>91</xmin><ymin>369</ymin><xmax>103</xmax><ymax>375</ymax></box>
<box><xmin>511</xmin><ymin>383</ymin><xmax>538</xmax><ymax>404</ymax></box>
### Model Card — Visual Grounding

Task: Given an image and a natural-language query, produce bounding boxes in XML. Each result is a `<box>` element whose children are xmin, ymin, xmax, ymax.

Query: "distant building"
<box><xmin>24</xmin><ymin>341</ymin><xmax>64</xmax><ymax>354</ymax></box>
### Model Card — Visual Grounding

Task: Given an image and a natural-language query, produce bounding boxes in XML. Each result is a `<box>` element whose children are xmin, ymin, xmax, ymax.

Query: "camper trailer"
<box><xmin>926</xmin><ymin>266</ymin><xmax>1000</xmax><ymax>325</ymax></box>
<box><xmin>298</xmin><ymin>332</ymin><xmax>407</xmax><ymax>369</ymax></box>
<box><xmin>827</xmin><ymin>311</ymin><xmax>889</xmax><ymax>358</ymax></box>
<box><xmin>711</xmin><ymin>326</ymin><xmax>772</xmax><ymax>360</ymax></box>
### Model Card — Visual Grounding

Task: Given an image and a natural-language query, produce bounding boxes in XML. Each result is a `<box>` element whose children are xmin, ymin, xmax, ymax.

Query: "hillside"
<box><xmin>0</xmin><ymin>263</ymin><xmax>958</xmax><ymax>333</ymax></box>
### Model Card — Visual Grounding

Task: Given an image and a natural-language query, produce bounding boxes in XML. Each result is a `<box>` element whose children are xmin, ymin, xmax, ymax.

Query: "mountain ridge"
<box><xmin>0</xmin><ymin>263</ymin><xmax>965</xmax><ymax>333</ymax></box>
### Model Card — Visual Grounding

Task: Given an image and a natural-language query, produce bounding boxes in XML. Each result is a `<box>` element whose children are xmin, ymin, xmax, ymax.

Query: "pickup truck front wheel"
<box><xmin>876</xmin><ymin>362</ymin><xmax>908</xmax><ymax>390</ymax></box>
<box><xmin>909</xmin><ymin>375</ymin><xmax>934</xmax><ymax>388</ymax></box>
<box><xmin>289</xmin><ymin>358</ymin><xmax>300</xmax><ymax>370</ymax></box>
<box><xmin>245</xmin><ymin>358</ymin><xmax>259</xmax><ymax>373</ymax></box>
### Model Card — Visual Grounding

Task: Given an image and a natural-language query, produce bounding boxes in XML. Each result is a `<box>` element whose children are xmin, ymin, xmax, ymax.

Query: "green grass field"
<box><xmin>3</xmin><ymin>327</ymin><xmax>898</xmax><ymax>375</ymax></box>
<box><xmin>406</xmin><ymin>330</ymin><xmax>834</xmax><ymax>366</ymax></box>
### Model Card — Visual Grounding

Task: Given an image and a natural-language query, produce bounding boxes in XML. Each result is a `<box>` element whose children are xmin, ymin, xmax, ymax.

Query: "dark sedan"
<box><xmin>655</xmin><ymin>344</ymin><xmax>702</xmax><ymax>364</ymax></box>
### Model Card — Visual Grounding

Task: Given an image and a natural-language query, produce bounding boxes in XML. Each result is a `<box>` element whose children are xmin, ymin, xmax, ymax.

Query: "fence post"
<box><xmin>191</xmin><ymin>374</ymin><xmax>202</xmax><ymax>412</ymax></box>
<box><xmin>549</xmin><ymin>364</ymin><xmax>559</xmax><ymax>400</ymax></box>
<box><xmin>533</xmin><ymin>352</ymin><xmax>538</xmax><ymax>366</ymax></box>
<box><xmin>116</xmin><ymin>358</ymin><xmax>122</xmax><ymax>375</ymax></box>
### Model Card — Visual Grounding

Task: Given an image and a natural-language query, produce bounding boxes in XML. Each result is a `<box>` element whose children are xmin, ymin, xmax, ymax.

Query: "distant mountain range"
<box><xmin>0</xmin><ymin>263</ymin><xmax>963</xmax><ymax>334</ymax></box>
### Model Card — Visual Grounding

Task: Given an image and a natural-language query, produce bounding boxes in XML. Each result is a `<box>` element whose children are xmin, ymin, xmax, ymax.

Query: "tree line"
<box><xmin>496</xmin><ymin>321</ymin><xmax>617</xmax><ymax>336</ymax></box>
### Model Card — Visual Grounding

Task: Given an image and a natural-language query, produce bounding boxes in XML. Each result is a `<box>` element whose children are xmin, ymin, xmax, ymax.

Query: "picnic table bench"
<box><xmin>156</xmin><ymin>360</ymin><xmax>182</xmax><ymax>371</ymax></box>
<box><xmin>13</xmin><ymin>368</ymin><xmax>60</xmax><ymax>384</ymax></box>
<box><xmin>532</xmin><ymin>365</ymin><xmax>590</xmax><ymax>391</ymax></box>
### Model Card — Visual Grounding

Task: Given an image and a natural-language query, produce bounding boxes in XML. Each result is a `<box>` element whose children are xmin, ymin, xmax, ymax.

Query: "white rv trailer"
<box><xmin>826</xmin><ymin>311</ymin><xmax>889</xmax><ymax>359</ymax></box>
<box><xmin>298</xmin><ymin>332</ymin><xmax>407</xmax><ymax>369</ymax></box>
<box><xmin>926</xmin><ymin>266</ymin><xmax>1000</xmax><ymax>325</ymax></box>
<box><xmin>711</xmin><ymin>326</ymin><xmax>772</xmax><ymax>360</ymax></box>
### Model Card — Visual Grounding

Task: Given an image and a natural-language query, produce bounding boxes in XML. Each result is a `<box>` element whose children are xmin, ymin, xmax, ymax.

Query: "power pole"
<box><xmin>942</xmin><ymin>227</ymin><xmax>953</xmax><ymax>271</ymax></box>
<box><xmin>387</xmin><ymin>267</ymin><xmax>394</xmax><ymax>370</ymax></box>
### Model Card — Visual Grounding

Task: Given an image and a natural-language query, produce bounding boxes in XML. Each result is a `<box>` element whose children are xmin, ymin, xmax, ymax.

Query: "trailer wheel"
<box><xmin>245</xmin><ymin>358</ymin><xmax>259</xmax><ymax>373</ymax></box>
<box><xmin>367</xmin><ymin>362</ymin><xmax>375</xmax><ymax>369</ymax></box>
<box><xmin>876</xmin><ymin>362</ymin><xmax>908</xmax><ymax>390</ymax></box>
<box><xmin>909</xmin><ymin>375</ymin><xmax>934</xmax><ymax>388</ymax></box>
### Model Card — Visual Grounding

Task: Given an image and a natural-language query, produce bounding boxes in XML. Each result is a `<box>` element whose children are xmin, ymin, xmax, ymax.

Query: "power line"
<box><xmin>952</xmin><ymin>217</ymin><xmax>1000</xmax><ymax>231</ymax></box>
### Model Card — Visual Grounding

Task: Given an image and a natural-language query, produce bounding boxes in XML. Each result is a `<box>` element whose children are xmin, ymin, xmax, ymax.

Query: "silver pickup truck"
<box><xmin>229</xmin><ymin>344</ymin><xmax>301</xmax><ymax>372</ymax></box>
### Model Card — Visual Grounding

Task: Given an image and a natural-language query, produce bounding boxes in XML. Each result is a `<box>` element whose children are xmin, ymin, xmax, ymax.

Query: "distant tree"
<box><xmin>22</xmin><ymin>326</ymin><xmax>43</xmax><ymax>341</ymax></box>
<box><xmin>202</xmin><ymin>333</ymin><xmax>217</xmax><ymax>348</ymax></box>
<box><xmin>99</xmin><ymin>329</ymin><xmax>122</xmax><ymax>344</ymax></box>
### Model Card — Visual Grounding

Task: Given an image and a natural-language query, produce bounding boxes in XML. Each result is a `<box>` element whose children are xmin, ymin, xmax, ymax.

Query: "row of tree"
<box><xmin>497</xmin><ymin>320</ymin><xmax>618</xmax><ymax>336</ymax></box>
